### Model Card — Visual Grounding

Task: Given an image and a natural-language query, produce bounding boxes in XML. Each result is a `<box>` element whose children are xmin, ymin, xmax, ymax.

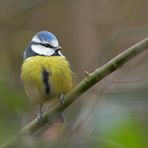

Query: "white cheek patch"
<box><xmin>31</xmin><ymin>45</ymin><xmax>55</xmax><ymax>56</ymax></box>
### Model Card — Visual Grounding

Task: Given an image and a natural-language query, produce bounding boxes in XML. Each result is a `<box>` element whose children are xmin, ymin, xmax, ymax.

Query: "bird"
<box><xmin>21</xmin><ymin>31</ymin><xmax>73</xmax><ymax>123</ymax></box>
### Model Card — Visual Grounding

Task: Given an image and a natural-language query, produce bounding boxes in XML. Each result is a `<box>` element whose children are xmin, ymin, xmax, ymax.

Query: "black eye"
<box><xmin>41</xmin><ymin>43</ymin><xmax>53</xmax><ymax>48</ymax></box>
<box><xmin>44</xmin><ymin>44</ymin><xmax>50</xmax><ymax>47</ymax></box>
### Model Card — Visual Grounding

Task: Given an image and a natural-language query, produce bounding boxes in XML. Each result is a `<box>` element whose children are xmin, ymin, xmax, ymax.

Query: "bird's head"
<box><xmin>24</xmin><ymin>31</ymin><xmax>63</xmax><ymax>59</ymax></box>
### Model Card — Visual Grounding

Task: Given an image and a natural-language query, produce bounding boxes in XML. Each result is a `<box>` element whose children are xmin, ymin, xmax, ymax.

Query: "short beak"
<box><xmin>55</xmin><ymin>46</ymin><xmax>62</xmax><ymax>50</ymax></box>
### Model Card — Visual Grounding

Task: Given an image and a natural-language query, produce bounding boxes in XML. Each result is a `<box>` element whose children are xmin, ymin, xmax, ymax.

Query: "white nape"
<box><xmin>31</xmin><ymin>44</ymin><xmax>55</xmax><ymax>56</ymax></box>
<box><xmin>32</xmin><ymin>35</ymin><xmax>41</xmax><ymax>43</ymax></box>
<box><xmin>50</xmin><ymin>39</ymin><xmax>59</xmax><ymax>47</ymax></box>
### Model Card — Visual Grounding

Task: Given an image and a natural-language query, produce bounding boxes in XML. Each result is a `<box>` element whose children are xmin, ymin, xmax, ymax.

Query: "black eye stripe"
<box><xmin>32</xmin><ymin>42</ymin><xmax>54</xmax><ymax>48</ymax></box>
<box><xmin>41</xmin><ymin>43</ymin><xmax>53</xmax><ymax>48</ymax></box>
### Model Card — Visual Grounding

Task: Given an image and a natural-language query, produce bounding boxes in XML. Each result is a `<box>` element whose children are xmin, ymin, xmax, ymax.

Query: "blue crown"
<box><xmin>37</xmin><ymin>31</ymin><xmax>58</xmax><ymax>43</ymax></box>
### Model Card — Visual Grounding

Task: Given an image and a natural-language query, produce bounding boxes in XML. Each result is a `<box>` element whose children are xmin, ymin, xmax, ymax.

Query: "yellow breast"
<box><xmin>21</xmin><ymin>56</ymin><xmax>72</xmax><ymax>104</ymax></box>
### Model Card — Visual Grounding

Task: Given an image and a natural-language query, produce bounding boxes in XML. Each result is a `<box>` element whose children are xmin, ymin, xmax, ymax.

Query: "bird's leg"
<box><xmin>37</xmin><ymin>103</ymin><xmax>45</xmax><ymax>124</ymax></box>
<box><xmin>57</xmin><ymin>112</ymin><xmax>64</xmax><ymax>123</ymax></box>
<box><xmin>47</xmin><ymin>95</ymin><xmax>65</xmax><ymax>124</ymax></box>
<box><xmin>59</xmin><ymin>94</ymin><xmax>65</xmax><ymax>104</ymax></box>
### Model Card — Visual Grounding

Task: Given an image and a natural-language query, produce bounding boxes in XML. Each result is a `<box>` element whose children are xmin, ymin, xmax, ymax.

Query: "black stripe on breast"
<box><xmin>42</xmin><ymin>69</ymin><xmax>50</xmax><ymax>95</ymax></box>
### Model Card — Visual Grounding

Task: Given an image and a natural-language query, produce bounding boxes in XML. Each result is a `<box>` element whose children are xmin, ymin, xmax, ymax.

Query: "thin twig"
<box><xmin>1</xmin><ymin>37</ymin><xmax>148</xmax><ymax>148</ymax></box>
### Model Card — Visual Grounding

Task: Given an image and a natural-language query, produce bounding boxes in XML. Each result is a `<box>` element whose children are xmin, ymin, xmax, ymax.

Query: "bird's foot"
<box><xmin>59</xmin><ymin>94</ymin><xmax>64</xmax><ymax>104</ymax></box>
<box><xmin>37</xmin><ymin>112</ymin><xmax>45</xmax><ymax>125</ymax></box>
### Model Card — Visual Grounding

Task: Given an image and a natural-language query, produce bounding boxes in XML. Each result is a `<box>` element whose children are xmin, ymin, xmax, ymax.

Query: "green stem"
<box><xmin>1</xmin><ymin>37</ymin><xmax>148</xmax><ymax>148</ymax></box>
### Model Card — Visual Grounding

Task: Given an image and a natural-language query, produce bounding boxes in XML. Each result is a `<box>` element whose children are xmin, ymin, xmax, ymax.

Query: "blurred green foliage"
<box><xmin>0</xmin><ymin>79</ymin><xmax>29</xmax><ymax>112</ymax></box>
<box><xmin>0</xmin><ymin>78</ymin><xmax>30</xmax><ymax>143</ymax></box>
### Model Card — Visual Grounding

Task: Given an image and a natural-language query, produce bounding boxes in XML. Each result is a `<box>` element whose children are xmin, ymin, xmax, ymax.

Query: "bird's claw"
<box><xmin>59</xmin><ymin>94</ymin><xmax>64</xmax><ymax>104</ymax></box>
<box><xmin>37</xmin><ymin>112</ymin><xmax>45</xmax><ymax>125</ymax></box>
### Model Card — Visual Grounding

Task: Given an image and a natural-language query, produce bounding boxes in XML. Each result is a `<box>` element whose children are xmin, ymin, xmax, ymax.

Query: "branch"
<box><xmin>1</xmin><ymin>37</ymin><xmax>148</xmax><ymax>148</ymax></box>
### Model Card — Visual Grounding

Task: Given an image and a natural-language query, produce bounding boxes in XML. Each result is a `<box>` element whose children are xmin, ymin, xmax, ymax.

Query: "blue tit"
<box><xmin>21</xmin><ymin>31</ymin><xmax>73</xmax><ymax>122</ymax></box>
